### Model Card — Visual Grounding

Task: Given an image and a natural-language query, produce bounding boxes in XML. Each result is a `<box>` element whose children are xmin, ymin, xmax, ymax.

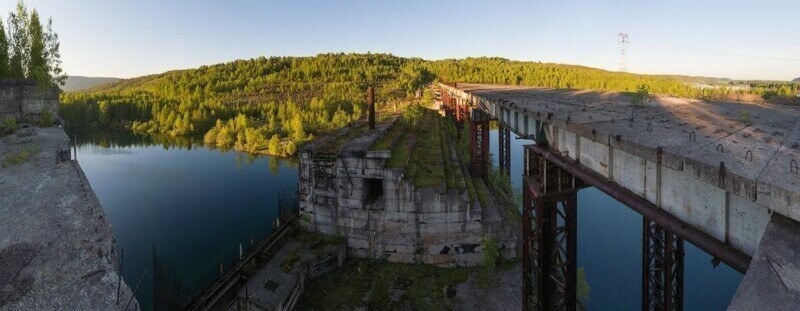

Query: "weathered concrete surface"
<box><xmin>0</xmin><ymin>80</ymin><xmax>59</xmax><ymax>124</ymax></box>
<box><xmin>299</xmin><ymin>116</ymin><xmax>519</xmax><ymax>267</ymax></box>
<box><xmin>729</xmin><ymin>214</ymin><xmax>800</xmax><ymax>310</ymax></box>
<box><xmin>0</xmin><ymin>127</ymin><xmax>137</xmax><ymax>310</ymax></box>
<box><xmin>441</xmin><ymin>83</ymin><xmax>800</xmax><ymax>260</ymax></box>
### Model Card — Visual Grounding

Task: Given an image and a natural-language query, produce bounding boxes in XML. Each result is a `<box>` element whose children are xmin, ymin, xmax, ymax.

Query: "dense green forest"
<box><xmin>61</xmin><ymin>53</ymin><xmax>800</xmax><ymax>157</ymax></box>
<box><xmin>0</xmin><ymin>0</ymin><xmax>65</xmax><ymax>86</ymax></box>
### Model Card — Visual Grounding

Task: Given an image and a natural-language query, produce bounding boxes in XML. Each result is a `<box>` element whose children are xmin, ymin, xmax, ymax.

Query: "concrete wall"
<box><xmin>299</xmin><ymin>152</ymin><xmax>488</xmax><ymax>266</ymax></box>
<box><xmin>0</xmin><ymin>80</ymin><xmax>59</xmax><ymax>123</ymax></box>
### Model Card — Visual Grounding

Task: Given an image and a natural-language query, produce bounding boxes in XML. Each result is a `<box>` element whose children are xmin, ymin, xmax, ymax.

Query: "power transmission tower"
<box><xmin>618</xmin><ymin>32</ymin><xmax>630</xmax><ymax>72</ymax></box>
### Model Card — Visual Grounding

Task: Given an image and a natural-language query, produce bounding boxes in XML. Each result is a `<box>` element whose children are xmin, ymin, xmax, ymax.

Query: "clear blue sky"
<box><xmin>4</xmin><ymin>0</ymin><xmax>799</xmax><ymax>80</ymax></box>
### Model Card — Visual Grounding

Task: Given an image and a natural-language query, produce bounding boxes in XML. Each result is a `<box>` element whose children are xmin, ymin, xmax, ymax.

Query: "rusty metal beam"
<box><xmin>525</xmin><ymin>143</ymin><xmax>750</xmax><ymax>273</ymax></box>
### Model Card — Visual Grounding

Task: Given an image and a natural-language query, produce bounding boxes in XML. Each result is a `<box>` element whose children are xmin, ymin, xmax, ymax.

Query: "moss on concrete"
<box><xmin>297</xmin><ymin>260</ymin><xmax>476</xmax><ymax>310</ymax></box>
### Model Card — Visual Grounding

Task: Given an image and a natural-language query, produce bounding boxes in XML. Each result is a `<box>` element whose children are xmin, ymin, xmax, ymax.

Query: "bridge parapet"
<box><xmin>439</xmin><ymin>82</ymin><xmax>800</xmax><ymax>258</ymax></box>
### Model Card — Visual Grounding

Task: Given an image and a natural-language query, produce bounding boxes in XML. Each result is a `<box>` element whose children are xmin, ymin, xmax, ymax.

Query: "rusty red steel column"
<box><xmin>367</xmin><ymin>86</ymin><xmax>375</xmax><ymax>129</ymax></box>
<box><xmin>498</xmin><ymin>124</ymin><xmax>511</xmax><ymax>175</ymax></box>
<box><xmin>643</xmin><ymin>217</ymin><xmax>684</xmax><ymax>311</ymax></box>
<box><xmin>523</xmin><ymin>145</ymin><xmax>580</xmax><ymax>311</ymax></box>
<box><xmin>469</xmin><ymin>109</ymin><xmax>490</xmax><ymax>178</ymax></box>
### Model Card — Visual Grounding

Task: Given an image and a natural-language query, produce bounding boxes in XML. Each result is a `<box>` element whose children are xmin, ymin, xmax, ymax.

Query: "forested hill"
<box><xmin>62</xmin><ymin>76</ymin><xmax>121</xmax><ymax>91</ymax></box>
<box><xmin>60</xmin><ymin>53</ymin><xmax>800</xmax><ymax>157</ymax></box>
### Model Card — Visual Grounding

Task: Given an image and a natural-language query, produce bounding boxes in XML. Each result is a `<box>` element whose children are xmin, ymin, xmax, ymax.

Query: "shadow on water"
<box><xmin>66</xmin><ymin>128</ymin><xmax>299</xmax><ymax>310</ymax></box>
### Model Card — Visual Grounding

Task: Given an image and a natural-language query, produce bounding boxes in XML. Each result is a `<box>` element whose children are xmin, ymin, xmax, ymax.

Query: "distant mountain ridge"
<box><xmin>794</xmin><ymin>77</ymin><xmax>800</xmax><ymax>82</ymax></box>
<box><xmin>62</xmin><ymin>76</ymin><xmax>121</xmax><ymax>91</ymax></box>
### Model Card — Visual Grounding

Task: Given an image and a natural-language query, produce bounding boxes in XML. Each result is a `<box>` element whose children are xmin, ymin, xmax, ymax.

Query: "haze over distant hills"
<box><xmin>794</xmin><ymin>77</ymin><xmax>800</xmax><ymax>82</ymax></box>
<box><xmin>62</xmin><ymin>76</ymin><xmax>121</xmax><ymax>91</ymax></box>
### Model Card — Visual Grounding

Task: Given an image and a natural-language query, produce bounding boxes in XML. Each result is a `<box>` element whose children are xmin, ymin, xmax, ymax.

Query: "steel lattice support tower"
<box><xmin>643</xmin><ymin>218</ymin><xmax>684</xmax><ymax>311</ymax></box>
<box><xmin>469</xmin><ymin>110</ymin><xmax>490</xmax><ymax>178</ymax></box>
<box><xmin>498</xmin><ymin>125</ymin><xmax>511</xmax><ymax>175</ymax></box>
<box><xmin>523</xmin><ymin>143</ymin><xmax>581</xmax><ymax>311</ymax></box>
<box><xmin>618</xmin><ymin>32</ymin><xmax>630</xmax><ymax>72</ymax></box>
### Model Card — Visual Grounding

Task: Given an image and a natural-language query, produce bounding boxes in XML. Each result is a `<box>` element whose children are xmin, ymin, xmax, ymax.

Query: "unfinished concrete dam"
<box><xmin>438</xmin><ymin>82</ymin><xmax>800</xmax><ymax>310</ymax></box>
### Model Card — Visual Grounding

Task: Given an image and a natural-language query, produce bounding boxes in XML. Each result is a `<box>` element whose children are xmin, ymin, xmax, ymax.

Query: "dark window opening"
<box><xmin>363</xmin><ymin>178</ymin><xmax>384</xmax><ymax>207</ymax></box>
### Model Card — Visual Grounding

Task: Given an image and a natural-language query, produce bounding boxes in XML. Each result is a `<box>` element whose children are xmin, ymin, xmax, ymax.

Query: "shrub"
<box><xmin>631</xmin><ymin>84</ymin><xmax>650</xmax><ymax>107</ymax></box>
<box><xmin>40</xmin><ymin>107</ymin><xmax>53</xmax><ymax>127</ymax></box>
<box><xmin>1</xmin><ymin>116</ymin><xmax>18</xmax><ymax>135</ymax></box>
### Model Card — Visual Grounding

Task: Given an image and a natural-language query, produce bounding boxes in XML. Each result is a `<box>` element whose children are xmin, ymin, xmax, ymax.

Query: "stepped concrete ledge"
<box><xmin>729</xmin><ymin>214</ymin><xmax>800</xmax><ymax>309</ymax></box>
<box><xmin>0</xmin><ymin>127</ymin><xmax>137</xmax><ymax>310</ymax></box>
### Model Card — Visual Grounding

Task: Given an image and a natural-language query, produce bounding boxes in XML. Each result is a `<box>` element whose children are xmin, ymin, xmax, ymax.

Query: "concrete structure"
<box><xmin>232</xmin><ymin>239</ymin><xmax>345</xmax><ymax>311</ymax></box>
<box><xmin>439</xmin><ymin>82</ymin><xmax>800</xmax><ymax>308</ymax></box>
<box><xmin>298</xmin><ymin>118</ymin><xmax>519</xmax><ymax>267</ymax></box>
<box><xmin>0</xmin><ymin>80</ymin><xmax>59</xmax><ymax>124</ymax></box>
<box><xmin>0</xmin><ymin>127</ymin><xmax>137</xmax><ymax>309</ymax></box>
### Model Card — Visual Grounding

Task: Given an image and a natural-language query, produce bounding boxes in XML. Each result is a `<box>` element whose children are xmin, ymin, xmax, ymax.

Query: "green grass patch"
<box><xmin>371</xmin><ymin>118</ymin><xmax>407</xmax><ymax>151</ymax></box>
<box><xmin>2</xmin><ymin>147</ymin><xmax>38</xmax><ymax>168</ymax></box>
<box><xmin>474</xmin><ymin>177</ymin><xmax>490</xmax><ymax>207</ymax></box>
<box><xmin>1</xmin><ymin>117</ymin><xmax>18</xmax><ymax>135</ymax></box>
<box><xmin>385</xmin><ymin>131</ymin><xmax>412</xmax><ymax>168</ymax></box>
<box><xmin>297</xmin><ymin>260</ymin><xmax>476</xmax><ymax>310</ymax></box>
<box><xmin>406</xmin><ymin>109</ymin><xmax>445</xmax><ymax>187</ymax></box>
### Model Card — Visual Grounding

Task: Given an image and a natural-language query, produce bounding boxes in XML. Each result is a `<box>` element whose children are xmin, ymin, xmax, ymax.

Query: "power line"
<box><xmin>618</xmin><ymin>32</ymin><xmax>630</xmax><ymax>72</ymax></box>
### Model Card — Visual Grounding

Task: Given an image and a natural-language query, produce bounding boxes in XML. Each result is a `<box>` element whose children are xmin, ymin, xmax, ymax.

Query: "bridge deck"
<box><xmin>457</xmin><ymin>83</ymin><xmax>800</xmax><ymax>222</ymax></box>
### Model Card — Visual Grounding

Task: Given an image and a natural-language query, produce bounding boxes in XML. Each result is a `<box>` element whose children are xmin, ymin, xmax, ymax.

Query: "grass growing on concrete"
<box><xmin>385</xmin><ymin>131</ymin><xmax>413</xmax><ymax>168</ymax></box>
<box><xmin>1</xmin><ymin>116</ymin><xmax>18</xmax><ymax>135</ymax></box>
<box><xmin>370</xmin><ymin>119</ymin><xmax>405</xmax><ymax>151</ymax></box>
<box><xmin>474</xmin><ymin>177</ymin><xmax>490</xmax><ymax>208</ymax></box>
<box><xmin>405</xmin><ymin>109</ymin><xmax>446</xmax><ymax>187</ymax></box>
<box><xmin>297</xmin><ymin>259</ymin><xmax>477</xmax><ymax>310</ymax></box>
<box><xmin>2</xmin><ymin>147</ymin><xmax>38</xmax><ymax>168</ymax></box>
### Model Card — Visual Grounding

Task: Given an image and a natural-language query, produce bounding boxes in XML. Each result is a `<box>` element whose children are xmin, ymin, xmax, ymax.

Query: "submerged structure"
<box><xmin>298</xmin><ymin>100</ymin><xmax>519</xmax><ymax>266</ymax></box>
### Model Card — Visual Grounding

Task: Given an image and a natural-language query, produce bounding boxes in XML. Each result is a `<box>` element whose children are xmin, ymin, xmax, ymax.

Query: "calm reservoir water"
<box><xmin>70</xmin><ymin>130</ymin><xmax>297</xmax><ymax>309</ymax></box>
<box><xmin>70</xmin><ymin>129</ymin><xmax>741</xmax><ymax>310</ymax></box>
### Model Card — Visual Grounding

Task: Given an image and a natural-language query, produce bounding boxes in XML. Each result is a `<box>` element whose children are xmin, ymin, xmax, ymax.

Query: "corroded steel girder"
<box><xmin>523</xmin><ymin>145</ymin><xmax>583</xmax><ymax>311</ymax></box>
<box><xmin>469</xmin><ymin>110</ymin><xmax>490</xmax><ymax>178</ymax></box>
<box><xmin>498</xmin><ymin>125</ymin><xmax>511</xmax><ymax>175</ymax></box>
<box><xmin>643</xmin><ymin>218</ymin><xmax>684</xmax><ymax>311</ymax></box>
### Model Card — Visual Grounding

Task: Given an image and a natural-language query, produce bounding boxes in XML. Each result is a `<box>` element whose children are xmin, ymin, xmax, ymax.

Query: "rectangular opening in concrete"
<box><xmin>363</xmin><ymin>178</ymin><xmax>384</xmax><ymax>208</ymax></box>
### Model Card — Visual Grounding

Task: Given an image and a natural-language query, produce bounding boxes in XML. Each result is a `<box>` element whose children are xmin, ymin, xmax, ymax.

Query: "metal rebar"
<box><xmin>125</xmin><ymin>266</ymin><xmax>148</xmax><ymax>311</ymax></box>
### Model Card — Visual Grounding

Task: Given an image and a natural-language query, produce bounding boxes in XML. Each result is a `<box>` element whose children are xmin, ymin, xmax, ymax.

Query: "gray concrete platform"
<box><xmin>0</xmin><ymin>127</ymin><xmax>136</xmax><ymax>310</ymax></box>
<box><xmin>729</xmin><ymin>214</ymin><xmax>800</xmax><ymax>310</ymax></box>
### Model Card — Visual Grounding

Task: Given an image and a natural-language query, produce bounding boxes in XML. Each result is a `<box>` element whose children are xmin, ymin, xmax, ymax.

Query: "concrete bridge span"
<box><xmin>437</xmin><ymin>82</ymin><xmax>800</xmax><ymax>309</ymax></box>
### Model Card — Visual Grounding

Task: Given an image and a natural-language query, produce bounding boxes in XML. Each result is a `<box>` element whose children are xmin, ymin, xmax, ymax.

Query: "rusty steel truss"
<box><xmin>469</xmin><ymin>111</ymin><xmax>490</xmax><ymax>178</ymax></box>
<box><xmin>643</xmin><ymin>217</ymin><xmax>684</xmax><ymax>311</ymax></box>
<box><xmin>523</xmin><ymin>144</ymin><xmax>584</xmax><ymax>311</ymax></box>
<box><xmin>498</xmin><ymin>124</ymin><xmax>511</xmax><ymax>175</ymax></box>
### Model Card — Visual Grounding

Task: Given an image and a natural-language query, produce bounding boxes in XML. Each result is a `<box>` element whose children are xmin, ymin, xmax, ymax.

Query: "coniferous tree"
<box><xmin>6</xmin><ymin>0</ymin><xmax>28</xmax><ymax>79</ymax></box>
<box><xmin>27</xmin><ymin>9</ymin><xmax>47</xmax><ymax>84</ymax></box>
<box><xmin>44</xmin><ymin>17</ymin><xmax>65</xmax><ymax>86</ymax></box>
<box><xmin>0</xmin><ymin>18</ymin><xmax>10</xmax><ymax>78</ymax></box>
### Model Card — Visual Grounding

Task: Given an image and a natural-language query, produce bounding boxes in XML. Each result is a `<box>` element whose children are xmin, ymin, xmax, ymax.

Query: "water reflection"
<box><xmin>67</xmin><ymin>128</ymin><xmax>298</xmax><ymax>310</ymax></box>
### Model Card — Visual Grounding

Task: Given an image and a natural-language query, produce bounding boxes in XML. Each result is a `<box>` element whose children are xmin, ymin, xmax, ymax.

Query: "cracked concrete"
<box><xmin>0</xmin><ymin>127</ymin><xmax>137</xmax><ymax>310</ymax></box>
<box><xmin>729</xmin><ymin>213</ymin><xmax>800</xmax><ymax>309</ymax></box>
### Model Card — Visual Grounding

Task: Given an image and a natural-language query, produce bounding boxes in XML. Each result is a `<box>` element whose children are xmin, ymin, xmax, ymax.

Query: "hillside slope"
<box><xmin>62</xmin><ymin>76</ymin><xmax>121</xmax><ymax>91</ymax></box>
<box><xmin>60</xmin><ymin>53</ymin><xmax>800</xmax><ymax>156</ymax></box>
